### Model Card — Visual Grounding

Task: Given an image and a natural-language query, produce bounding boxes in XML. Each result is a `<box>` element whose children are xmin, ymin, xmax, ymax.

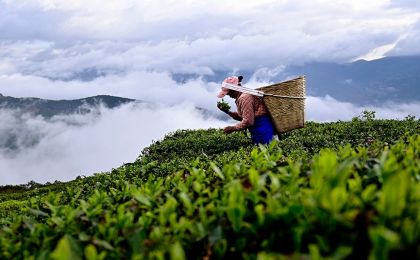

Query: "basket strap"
<box><xmin>222</xmin><ymin>82</ymin><xmax>305</xmax><ymax>99</ymax></box>
<box><xmin>263</xmin><ymin>93</ymin><xmax>305</xmax><ymax>99</ymax></box>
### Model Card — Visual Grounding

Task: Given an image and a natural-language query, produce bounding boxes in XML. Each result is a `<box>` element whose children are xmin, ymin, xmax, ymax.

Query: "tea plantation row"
<box><xmin>0</xmin><ymin>115</ymin><xmax>419</xmax><ymax>259</ymax></box>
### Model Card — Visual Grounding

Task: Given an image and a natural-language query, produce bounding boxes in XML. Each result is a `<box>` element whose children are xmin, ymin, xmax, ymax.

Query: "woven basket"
<box><xmin>257</xmin><ymin>76</ymin><xmax>306</xmax><ymax>134</ymax></box>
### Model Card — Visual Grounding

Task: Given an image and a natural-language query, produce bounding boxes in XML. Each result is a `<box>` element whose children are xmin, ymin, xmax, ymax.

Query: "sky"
<box><xmin>1</xmin><ymin>0</ymin><xmax>420</xmax><ymax>99</ymax></box>
<box><xmin>1</xmin><ymin>0</ymin><xmax>420</xmax><ymax>85</ymax></box>
<box><xmin>1</xmin><ymin>0</ymin><xmax>420</xmax><ymax>184</ymax></box>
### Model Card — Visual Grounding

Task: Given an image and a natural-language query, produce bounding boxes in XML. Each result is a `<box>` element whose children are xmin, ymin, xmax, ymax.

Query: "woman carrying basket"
<box><xmin>217</xmin><ymin>76</ymin><xmax>275</xmax><ymax>145</ymax></box>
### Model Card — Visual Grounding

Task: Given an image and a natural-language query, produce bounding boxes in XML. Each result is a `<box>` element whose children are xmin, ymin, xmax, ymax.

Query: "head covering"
<box><xmin>217</xmin><ymin>76</ymin><xmax>240</xmax><ymax>98</ymax></box>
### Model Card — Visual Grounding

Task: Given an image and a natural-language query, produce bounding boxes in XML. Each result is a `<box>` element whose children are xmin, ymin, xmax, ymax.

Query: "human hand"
<box><xmin>217</xmin><ymin>99</ymin><xmax>231</xmax><ymax>113</ymax></box>
<box><xmin>223</xmin><ymin>126</ymin><xmax>236</xmax><ymax>134</ymax></box>
<box><xmin>217</xmin><ymin>104</ymin><xmax>229</xmax><ymax>113</ymax></box>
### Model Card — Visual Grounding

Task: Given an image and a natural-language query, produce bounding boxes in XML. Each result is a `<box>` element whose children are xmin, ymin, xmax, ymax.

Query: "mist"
<box><xmin>306</xmin><ymin>95</ymin><xmax>420</xmax><ymax>121</ymax></box>
<box><xmin>0</xmin><ymin>102</ymin><xmax>227</xmax><ymax>185</ymax></box>
<box><xmin>1</xmin><ymin>93</ymin><xmax>419</xmax><ymax>185</ymax></box>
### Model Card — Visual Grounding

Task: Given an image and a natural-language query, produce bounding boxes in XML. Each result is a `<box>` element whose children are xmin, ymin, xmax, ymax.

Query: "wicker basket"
<box><xmin>257</xmin><ymin>76</ymin><xmax>306</xmax><ymax>134</ymax></box>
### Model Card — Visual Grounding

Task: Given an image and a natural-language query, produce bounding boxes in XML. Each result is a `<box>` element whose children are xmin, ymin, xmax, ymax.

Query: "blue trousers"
<box><xmin>249</xmin><ymin>115</ymin><xmax>275</xmax><ymax>144</ymax></box>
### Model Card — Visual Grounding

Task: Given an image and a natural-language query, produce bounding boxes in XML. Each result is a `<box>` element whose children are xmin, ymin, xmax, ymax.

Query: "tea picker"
<box><xmin>217</xmin><ymin>76</ymin><xmax>306</xmax><ymax>144</ymax></box>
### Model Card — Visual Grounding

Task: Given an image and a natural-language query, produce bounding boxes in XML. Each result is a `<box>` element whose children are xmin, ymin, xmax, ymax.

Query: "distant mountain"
<box><xmin>0</xmin><ymin>94</ymin><xmax>226</xmax><ymax>120</ymax></box>
<box><xmin>0</xmin><ymin>95</ymin><xmax>137</xmax><ymax>153</ymax></box>
<box><xmin>172</xmin><ymin>55</ymin><xmax>420</xmax><ymax>105</ymax></box>
<box><xmin>0</xmin><ymin>94</ymin><xmax>226</xmax><ymax>153</ymax></box>
<box><xmin>0</xmin><ymin>94</ymin><xmax>136</xmax><ymax>118</ymax></box>
<box><xmin>284</xmin><ymin>56</ymin><xmax>420</xmax><ymax>105</ymax></box>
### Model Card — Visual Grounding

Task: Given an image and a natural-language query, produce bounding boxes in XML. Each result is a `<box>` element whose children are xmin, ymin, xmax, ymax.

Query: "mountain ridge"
<box><xmin>172</xmin><ymin>55</ymin><xmax>420</xmax><ymax>105</ymax></box>
<box><xmin>285</xmin><ymin>55</ymin><xmax>420</xmax><ymax>105</ymax></box>
<box><xmin>0</xmin><ymin>94</ymin><xmax>227</xmax><ymax>153</ymax></box>
<box><xmin>0</xmin><ymin>94</ymin><xmax>136</xmax><ymax>118</ymax></box>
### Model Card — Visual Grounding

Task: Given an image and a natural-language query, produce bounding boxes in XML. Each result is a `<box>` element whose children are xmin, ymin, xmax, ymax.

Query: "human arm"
<box><xmin>224</xmin><ymin>95</ymin><xmax>255</xmax><ymax>133</ymax></box>
<box><xmin>227</xmin><ymin>111</ymin><xmax>242</xmax><ymax>121</ymax></box>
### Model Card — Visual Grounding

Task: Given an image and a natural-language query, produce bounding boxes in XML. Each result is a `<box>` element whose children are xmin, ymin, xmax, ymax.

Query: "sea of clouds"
<box><xmin>1</xmin><ymin>72</ymin><xmax>419</xmax><ymax>185</ymax></box>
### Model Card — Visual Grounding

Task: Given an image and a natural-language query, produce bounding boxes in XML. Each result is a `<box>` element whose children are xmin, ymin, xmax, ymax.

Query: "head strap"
<box><xmin>221</xmin><ymin>82</ymin><xmax>264</xmax><ymax>97</ymax></box>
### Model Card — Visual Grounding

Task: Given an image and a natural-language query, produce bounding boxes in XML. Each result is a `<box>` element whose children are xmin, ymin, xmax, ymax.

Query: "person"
<box><xmin>217</xmin><ymin>76</ymin><xmax>275</xmax><ymax>144</ymax></box>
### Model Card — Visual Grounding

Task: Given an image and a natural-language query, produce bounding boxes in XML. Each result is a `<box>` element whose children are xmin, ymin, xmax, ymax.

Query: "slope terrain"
<box><xmin>0</xmin><ymin>114</ymin><xmax>419</xmax><ymax>259</ymax></box>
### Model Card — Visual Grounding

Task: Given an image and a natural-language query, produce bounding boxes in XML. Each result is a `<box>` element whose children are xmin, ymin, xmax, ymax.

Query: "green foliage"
<box><xmin>217</xmin><ymin>98</ymin><xmax>231</xmax><ymax>111</ymax></box>
<box><xmin>139</xmin><ymin>128</ymin><xmax>251</xmax><ymax>163</ymax></box>
<box><xmin>0</xmin><ymin>118</ymin><xmax>419</xmax><ymax>259</ymax></box>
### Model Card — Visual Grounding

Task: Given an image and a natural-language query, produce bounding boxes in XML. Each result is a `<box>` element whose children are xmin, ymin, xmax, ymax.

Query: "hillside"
<box><xmin>0</xmin><ymin>114</ymin><xmax>419</xmax><ymax>259</ymax></box>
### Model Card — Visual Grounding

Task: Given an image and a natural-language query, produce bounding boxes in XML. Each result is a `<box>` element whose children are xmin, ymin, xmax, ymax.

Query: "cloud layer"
<box><xmin>1</xmin><ymin>93</ymin><xmax>419</xmax><ymax>185</ymax></box>
<box><xmin>1</xmin><ymin>0</ymin><xmax>420</xmax><ymax>86</ymax></box>
<box><xmin>0</xmin><ymin>103</ymin><xmax>227</xmax><ymax>185</ymax></box>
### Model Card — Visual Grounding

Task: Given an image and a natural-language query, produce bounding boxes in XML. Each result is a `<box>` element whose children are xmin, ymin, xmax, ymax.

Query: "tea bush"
<box><xmin>0</xmin><ymin>117</ymin><xmax>419</xmax><ymax>259</ymax></box>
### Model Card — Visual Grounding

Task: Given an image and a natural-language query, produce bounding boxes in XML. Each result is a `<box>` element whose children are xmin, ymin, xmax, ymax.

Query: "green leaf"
<box><xmin>309</xmin><ymin>244</ymin><xmax>322</xmax><ymax>260</ymax></box>
<box><xmin>377</xmin><ymin>171</ymin><xmax>409</xmax><ymax>218</ymax></box>
<box><xmin>134</xmin><ymin>194</ymin><xmax>152</xmax><ymax>207</ymax></box>
<box><xmin>249</xmin><ymin>168</ymin><xmax>259</xmax><ymax>188</ymax></box>
<box><xmin>210</xmin><ymin>162</ymin><xmax>225</xmax><ymax>180</ymax></box>
<box><xmin>84</xmin><ymin>245</ymin><xmax>96</xmax><ymax>259</ymax></box>
<box><xmin>361</xmin><ymin>184</ymin><xmax>377</xmax><ymax>203</ymax></box>
<box><xmin>254</xmin><ymin>204</ymin><xmax>265</xmax><ymax>225</ymax></box>
<box><xmin>92</xmin><ymin>239</ymin><xmax>114</xmax><ymax>251</ymax></box>
<box><xmin>28</xmin><ymin>208</ymin><xmax>49</xmax><ymax>217</ymax></box>
<box><xmin>179</xmin><ymin>192</ymin><xmax>192</xmax><ymax>213</ymax></box>
<box><xmin>369</xmin><ymin>226</ymin><xmax>400</xmax><ymax>260</ymax></box>
<box><xmin>51</xmin><ymin>235</ymin><xmax>82</xmax><ymax>260</ymax></box>
<box><xmin>169</xmin><ymin>241</ymin><xmax>186</xmax><ymax>260</ymax></box>
<box><xmin>227</xmin><ymin>182</ymin><xmax>245</xmax><ymax>232</ymax></box>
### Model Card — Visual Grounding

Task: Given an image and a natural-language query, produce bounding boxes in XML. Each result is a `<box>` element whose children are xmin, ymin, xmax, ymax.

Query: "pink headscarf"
<box><xmin>217</xmin><ymin>76</ymin><xmax>239</xmax><ymax>98</ymax></box>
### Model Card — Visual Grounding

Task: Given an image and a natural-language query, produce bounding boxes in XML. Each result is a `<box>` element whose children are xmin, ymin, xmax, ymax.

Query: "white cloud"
<box><xmin>355</xmin><ymin>41</ymin><xmax>400</xmax><ymax>61</ymax></box>
<box><xmin>0</xmin><ymin>103</ymin><xmax>227</xmax><ymax>185</ymax></box>
<box><xmin>0</xmin><ymin>71</ymin><xmax>223</xmax><ymax>111</ymax></box>
<box><xmin>0</xmin><ymin>0</ymin><xmax>419</xmax><ymax>83</ymax></box>
<box><xmin>387</xmin><ymin>20</ymin><xmax>420</xmax><ymax>56</ymax></box>
<box><xmin>306</xmin><ymin>95</ymin><xmax>420</xmax><ymax>121</ymax></box>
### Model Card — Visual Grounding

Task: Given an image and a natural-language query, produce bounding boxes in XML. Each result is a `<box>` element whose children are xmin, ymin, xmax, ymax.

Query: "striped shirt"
<box><xmin>229</xmin><ymin>93</ymin><xmax>268</xmax><ymax>130</ymax></box>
